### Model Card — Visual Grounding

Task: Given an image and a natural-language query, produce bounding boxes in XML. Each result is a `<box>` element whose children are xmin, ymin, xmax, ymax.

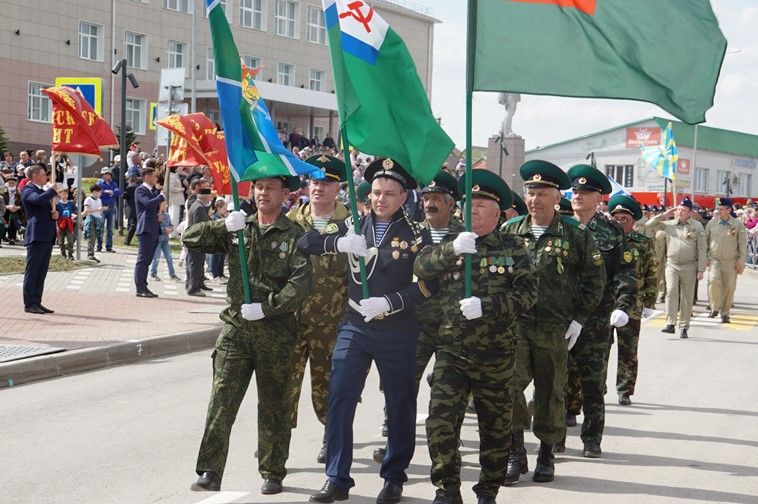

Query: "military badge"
<box><xmin>271</xmin><ymin>241</ymin><xmax>278</xmax><ymax>249</ymax></box>
<box><xmin>318</xmin><ymin>155</ymin><xmax>331</xmax><ymax>163</ymax></box>
<box><xmin>279</xmin><ymin>242</ymin><xmax>289</xmax><ymax>253</ymax></box>
<box><xmin>497</xmin><ymin>266</ymin><xmax>505</xmax><ymax>274</ymax></box>
<box><xmin>279</xmin><ymin>252</ymin><xmax>286</xmax><ymax>259</ymax></box>
<box><xmin>324</xmin><ymin>223</ymin><xmax>339</xmax><ymax>234</ymax></box>
<box><xmin>411</xmin><ymin>244</ymin><xmax>418</xmax><ymax>254</ymax></box>
<box><xmin>623</xmin><ymin>251</ymin><xmax>633</xmax><ymax>263</ymax></box>
<box><xmin>382</xmin><ymin>158</ymin><xmax>394</xmax><ymax>170</ymax></box>
<box><xmin>400</xmin><ymin>241</ymin><xmax>408</xmax><ymax>250</ymax></box>
<box><xmin>592</xmin><ymin>252</ymin><xmax>603</xmax><ymax>266</ymax></box>
<box><xmin>489</xmin><ymin>265</ymin><xmax>497</xmax><ymax>273</ymax></box>
<box><xmin>578</xmin><ymin>177</ymin><xmax>587</xmax><ymax>185</ymax></box>
<box><xmin>392</xmin><ymin>250</ymin><xmax>400</xmax><ymax>260</ymax></box>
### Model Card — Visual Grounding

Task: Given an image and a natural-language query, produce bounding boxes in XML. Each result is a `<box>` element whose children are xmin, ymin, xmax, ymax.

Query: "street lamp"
<box><xmin>111</xmin><ymin>59</ymin><xmax>139</xmax><ymax>233</ymax></box>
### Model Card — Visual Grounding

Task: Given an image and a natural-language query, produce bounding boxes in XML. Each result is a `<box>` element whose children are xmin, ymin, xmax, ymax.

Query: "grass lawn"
<box><xmin>0</xmin><ymin>255</ymin><xmax>94</xmax><ymax>274</ymax></box>
<box><xmin>111</xmin><ymin>230</ymin><xmax>183</xmax><ymax>253</ymax></box>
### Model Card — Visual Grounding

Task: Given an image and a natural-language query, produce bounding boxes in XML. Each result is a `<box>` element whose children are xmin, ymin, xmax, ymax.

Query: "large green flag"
<box><xmin>471</xmin><ymin>0</ymin><xmax>727</xmax><ymax>124</ymax></box>
<box><xmin>323</xmin><ymin>0</ymin><xmax>454</xmax><ymax>185</ymax></box>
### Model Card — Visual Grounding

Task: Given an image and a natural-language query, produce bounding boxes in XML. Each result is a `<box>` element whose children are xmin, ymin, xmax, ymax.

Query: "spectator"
<box><xmin>64</xmin><ymin>157</ymin><xmax>77</xmax><ymax>190</ymax></box>
<box><xmin>209</xmin><ymin>199</ymin><xmax>228</xmax><ymax>283</ymax></box>
<box><xmin>123</xmin><ymin>176</ymin><xmax>140</xmax><ymax>245</ymax></box>
<box><xmin>185</xmin><ymin>188</ymin><xmax>213</xmax><ymax>297</ymax></box>
<box><xmin>97</xmin><ymin>167</ymin><xmax>121</xmax><ymax>253</ymax></box>
<box><xmin>322</xmin><ymin>134</ymin><xmax>336</xmax><ymax>150</ymax></box>
<box><xmin>82</xmin><ymin>184</ymin><xmax>104</xmax><ymax>263</ymax></box>
<box><xmin>2</xmin><ymin>176</ymin><xmax>24</xmax><ymax>245</ymax></box>
<box><xmin>134</xmin><ymin>167</ymin><xmax>167</xmax><ymax>298</ymax></box>
<box><xmin>168</xmin><ymin>166</ymin><xmax>185</xmax><ymax>236</ymax></box>
<box><xmin>56</xmin><ymin>186</ymin><xmax>77</xmax><ymax>259</ymax></box>
<box><xmin>0</xmin><ymin>184</ymin><xmax>5</xmax><ymax>246</ymax></box>
<box><xmin>0</xmin><ymin>152</ymin><xmax>14</xmax><ymax>174</ymax></box>
<box><xmin>126</xmin><ymin>151</ymin><xmax>140</xmax><ymax>179</ymax></box>
<box><xmin>150</xmin><ymin>201</ymin><xmax>180</xmax><ymax>282</ymax></box>
<box><xmin>110</xmin><ymin>155</ymin><xmax>121</xmax><ymax>187</ymax></box>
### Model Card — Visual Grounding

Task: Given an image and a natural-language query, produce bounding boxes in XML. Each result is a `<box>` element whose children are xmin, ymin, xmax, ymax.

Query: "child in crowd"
<box><xmin>56</xmin><ymin>187</ymin><xmax>77</xmax><ymax>259</ymax></box>
<box><xmin>82</xmin><ymin>184</ymin><xmax>104</xmax><ymax>262</ymax></box>
<box><xmin>209</xmin><ymin>199</ymin><xmax>228</xmax><ymax>283</ymax></box>
<box><xmin>150</xmin><ymin>201</ymin><xmax>180</xmax><ymax>281</ymax></box>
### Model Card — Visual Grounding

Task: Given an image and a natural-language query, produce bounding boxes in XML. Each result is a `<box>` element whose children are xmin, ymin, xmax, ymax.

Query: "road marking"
<box><xmin>647</xmin><ymin>311</ymin><xmax>758</xmax><ymax>332</ymax></box>
<box><xmin>193</xmin><ymin>491</ymin><xmax>248</xmax><ymax>504</ymax></box>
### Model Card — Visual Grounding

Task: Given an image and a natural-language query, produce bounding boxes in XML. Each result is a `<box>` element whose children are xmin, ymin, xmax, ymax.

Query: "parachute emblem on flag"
<box><xmin>241</xmin><ymin>64</ymin><xmax>262</xmax><ymax>107</ymax></box>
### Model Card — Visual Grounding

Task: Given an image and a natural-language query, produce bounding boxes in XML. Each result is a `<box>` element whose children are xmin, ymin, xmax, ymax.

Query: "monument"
<box><xmin>487</xmin><ymin>93</ymin><xmax>526</xmax><ymax>195</ymax></box>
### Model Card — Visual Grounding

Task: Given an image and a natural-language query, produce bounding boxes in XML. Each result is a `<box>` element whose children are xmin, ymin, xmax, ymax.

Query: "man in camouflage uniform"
<box><xmin>503</xmin><ymin>161</ymin><xmax>605</xmax><ymax>484</ymax></box>
<box><xmin>286</xmin><ymin>155</ymin><xmax>350</xmax><ymax>463</ymax></box>
<box><xmin>609</xmin><ymin>195</ymin><xmax>657</xmax><ymax>406</ymax></box>
<box><xmin>564</xmin><ymin>164</ymin><xmax>637</xmax><ymax>458</ymax></box>
<box><xmin>187</xmin><ymin>175</ymin><xmax>311</xmax><ymax>495</ymax></box>
<box><xmin>417</xmin><ymin>170</ymin><xmax>537</xmax><ymax>504</ymax></box>
<box><xmin>705</xmin><ymin>197</ymin><xmax>748</xmax><ymax>324</ymax></box>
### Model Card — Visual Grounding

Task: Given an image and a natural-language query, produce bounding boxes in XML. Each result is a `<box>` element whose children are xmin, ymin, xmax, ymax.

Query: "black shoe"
<box><xmin>190</xmin><ymin>471</ymin><xmax>221</xmax><ymax>491</ymax></box>
<box><xmin>24</xmin><ymin>305</ymin><xmax>46</xmax><ymax>314</ymax></box>
<box><xmin>721</xmin><ymin>314</ymin><xmax>730</xmax><ymax>324</ymax></box>
<box><xmin>106</xmin><ymin>249</ymin><xmax>116</xmax><ymax>253</ymax></box>
<box><xmin>582</xmin><ymin>441</ymin><xmax>602</xmax><ymax>458</ymax></box>
<box><xmin>261</xmin><ymin>478</ymin><xmax>283</xmax><ymax>495</ymax></box>
<box><xmin>566</xmin><ymin>413</ymin><xmax>577</xmax><ymax>427</ymax></box>
<box><xmin>37</xmin><ymin>305</ymin><xmax>54</xmax><ymax>314</ymax></box>
<box><xmin>477</xmin><ymin>494</ymin><xmax>496</xmax><ymax>504</ymax></box>
<box><xmin>188</xmin><ymin>290</ymin><xmax>206</xmax><ymax>297</ymax></box>
<box><xmin>136</xmin><ymin>290</ymin><xmax>158</xmax><ymax>298</ymax></box>
<box><xmin>317</xmin><ymin>433</ymin><xmax>327</xmax><ymax>464</ymax></box>
<box><xmin>310</xmin><ymin>480</ymin><xmax>349</xmax><ymax>503</ymax></box>
<box><xmin>376</xmin><ymin>481</ymin><xmax>402</xmax><ymax>504</ymax></box>
<box><xmin>504</xmin><ymin>430</ymin><xmax>527</xmax><ymax>485</ymax></box>
<box><xmin>200</xmin><ymin>284</ymin><xmax>213</xmax><ymax>291</ymax></box>
<box><xmin>432</xmin><ymin>492</ymin><xmax>463</xmax><ymax>504</ymax></box>
<box><xmin>708</xmin><ymin>310</ymin><xmax>719</xmax><ymax>318</ymax></box>
<box><xmin>373</xmin><ymin>447</ymin><xmax>387</xmax><ymax>464</ymax></box>
<box><xmin>150</xmin><ymin>275</ymin><xmax>161</xmax><ymax>282</ymax></box>
<box><xmin>661</xmin><ymin>324</ymin><xmax>675</xmax><ymax>333</ymax></box>
<box><xmin>533</xmin><ymin>442</ymin><xmax>555</xmax><ymax>482</ymax></box>
<box><xmin>618</xmin><ymin>393</ymin><xmax>632</xmax><ymax>406</ymax></box>
<box><xmin>680</xmin><ymin>329</ymin><xmax>688</xmax><ymax>339</ymax></box>
<box><xmin>88</xmin><ymin>255</ymin><xmax>100</xmax><ymax>263</ymax></box>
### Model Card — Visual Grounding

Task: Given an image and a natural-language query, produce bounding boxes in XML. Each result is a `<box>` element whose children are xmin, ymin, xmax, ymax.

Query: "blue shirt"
<box><xmin>56</xmin><ymin>200</ymin><xmax>77</xmax><ymax>219</ymax></box>
<box><xmin>97</xmin><ymin>178</ymin><xmax>122</xmax><ymax>207</ymax></box>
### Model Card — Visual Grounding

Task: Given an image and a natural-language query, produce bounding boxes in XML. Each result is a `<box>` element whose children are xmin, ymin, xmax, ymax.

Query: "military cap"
<box><xmin>520</xmin><ymin>160</ymin><xmax>571</xmax><ymax>190</ymax></box>
<box><xmin>567</xmin><ymin>164</ymin><xmax>612</xmax><ymax>195</ymax></box>
<box><xmin>305</xmin><ymin>154</ymin><xmax>346</xmax><ymax>182</ymax></box>
<box><xmin>364</xmin><ymin>157</ymin><xmax>417</xmax><ymax>190</ymax></box>
<box><xmin>558</xmin><ymin>196</ymin><xmax>574</xmax><ymax>216</ymax></box>
<box><xmin>356</xmin><ymin>180</ymin><xmax>371</xmax><ymax>203</ymax></box>
<box><xmin>250</xmin><ymin>174</ymin><xmax>301</xmax><ymax>192</ymax></box>
<box><xmin>512</xmin><ymin>192</ymin><xmax>528</xmax><ymax>216</ymax></box>
<box><xmin>458</xmin><ymin>169</ymin><xmax>513</xmax><ymax>211</ymax></box>
<box><xmin>718</xmin><ymin>197</ymin><xmax>733</xmax><ymax>207</ymax></box>
<box><xmin>421</xmin><ymin>170</ymin><xmax>460</xmax><ymax>200</ymax></box>
<box><xmin>609</xmin><ymin>194</ymin><xmax>643</xmax><ymax>221</ymax></box>
<box><xmin>680</xmin><ymin>197</ymin><xmax>693</xmax><ymax>210</ymax></box>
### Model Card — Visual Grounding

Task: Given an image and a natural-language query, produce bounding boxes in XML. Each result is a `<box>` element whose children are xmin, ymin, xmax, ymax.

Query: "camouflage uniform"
<box><xmin>286</xmin><ymin>202</ymin><xmax>350</xmax><ymax>427</ymax></box>
<box><xmin>616</xmin><ymin>231</ymin><xmax>657</xmax><ymax>397</ymax></box>
<box><xmin>415</xmin><ymin>230</ymin><xmax>537</xmax><ymax>499</ymax></box>
<box><xmin>184</xmin><ymin>212</ymin><xmax>311</xmax><ymax>482</ymax></box>
<box><xmin>565</xmin><ymin>213</ymin><xmax>637</xmax><ymax>446</ymax></box>
<box><xmin>503</xmin><ymin>213</ymin><xmax>606</xmax><ymax>443</ymax></box>
<box><xmin>415</xmin><ymin>217</ymin><xmax>465</xmax><ymax>389</ymax></box>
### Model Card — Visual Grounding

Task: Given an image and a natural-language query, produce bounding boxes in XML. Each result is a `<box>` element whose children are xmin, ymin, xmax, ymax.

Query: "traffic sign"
<box><xmin>54</xmin><ymin>77</ymin><xmax>103</xmax><ymax>115</ymax></box>
<box><xmin>149</xmin><ymin>102</ymin><xmax>158</xmax><ymax>131</ymax></box>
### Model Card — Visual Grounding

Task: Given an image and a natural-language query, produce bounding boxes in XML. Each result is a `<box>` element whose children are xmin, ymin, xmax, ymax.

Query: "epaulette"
<box><xmin>630</xmin><ymin>231</ymin><xmax>651</xmax><ymax>242</ymax></box>
<box><xmin>505</xmin><ymin>215</ymin><xmax>526</xmax><ymax>225</ymax></box>
<box><xmin>559</xmin><ymin>215</ymin><xmax>581</xmax><ymax>228</ymax></box>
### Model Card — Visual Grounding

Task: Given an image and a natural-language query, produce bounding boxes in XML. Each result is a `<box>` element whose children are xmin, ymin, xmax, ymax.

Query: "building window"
<box><xmin>167</xmin><ymin>40</ymin><xmax>186</xmax><ymax>69</ymax></box>
<box><xmin>717</xmin><ymin>169</ymin><xmax>731</xmax><ymax>195</ymax></box>
<box><xmin>313</xmin><ymin>126</ymin><xmax>325</xmax><ymax>142</ymax></box>
<box><xmin>275</xmin><ymin>0</ymin><xmax>298</xmax><ymax>38</ymax></box>
<box><xmin>79</xmin><ymin>21</ymin><xmax>103</xmax><ymax>61</ymax></box>
<box><xmin>125</xmin><ymin>32</ymin><xmax>148</xmax><ymax>70</ymax></box>
<box><xmin>604</xmin><ymin>164</ymin><xmax>634</xmax><ymax>188</ymax></box>
<box><xmin>277</xmin><ymin>62</ymin><xmax>294</xmax><ymax>86</ymax></box>
<box><xmin>240</xmin><ymin>0</ymin><xmax>264</xmax><ymax>29</ymax></box>
<box><xmin>307</xmin><ymin>6</ymin><xmax>326</xmax><ymax>44</ymax></box>
<box><xmin>206</xmin><ymin>47</ymin><xmax>216</xmax><ymax>80</ymax></box>
<box><xmin>125</xmin><ymin>98</ymin><xmax>146</xmax><ymax>135</ymax></box>
<box><xmin>163</xmin><ymin>0</ymin><xmax>193</xmax><ymax>13</ymax></box>
<box><xmin>736</xmin><ymin>173</ymin><xmax>751</xmax><ymax>197</ymax></box>
<box><xmin>28</xmin><ymin>82</ymin><xmax>52</xmax><ymax>123</ymax></box>
<box><xmin>206</xmin><ymin>109</ymin><xmax>220</xmax><ymax>124</ymax></box>
<box><xmin>309</xmin><ymin>69</ymin><xmax>324</xmax><ymax>91</ymax></box>
<box><xmin>693</xmin><ymin>167</ymin><xmax>709</xmax><ymax>193</ymax></box>
<box><xmin>243</xmin><ymin>55</ymin><xmax>261</xmax><ymax>69</ymax></box>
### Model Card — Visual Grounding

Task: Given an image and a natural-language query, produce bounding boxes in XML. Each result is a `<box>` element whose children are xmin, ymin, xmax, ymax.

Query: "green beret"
<box><xmin>305</xmin><ymin>154</ymin><xmax>346</xmax><ymax>182</ymax></box>
<box><xmin>609</xmin><ymin>194</ymin><xmax>642</xmax><ymax>221</ymax></box>
<box><xmin>249</xmin><ymin>175</ymin><xmax>300</xmax><ymax>192</ymax></box>
<box><xmin>356</xmin><ymin>180</ymin><xmax>371</xmax><ymax>203</ymax></box>
<box><xmin>458</xmin><ymin>169</ymin><xmax>513</xmax><ymax>211</ymax></box>
<box><xmin>567</xmin><ymin>164</ymin><xmax>611</xmax><ymax>195</ymax></box>
<box><xmin>364</xmin><ymin>157</ymin><xmax>417</xmax><ymax>190</ymax></box>
<box><xmin>421</xmin><ymin>170</ymin><xmax>460</xmax><ymax>201</ymax></box>
<box><xmin>512</xmin><ymin>192</ymin><xmax>527</xmax><ymax>216</ymax></box>
<box><xmin>559</xmin><ymin>196</ymin><xmax>573</xmax><ymax>216</ymax></box>
<box><xmin>520</xmin><ymin>160</ymin><xmax>571</xmax><ymax>190</ymax></box>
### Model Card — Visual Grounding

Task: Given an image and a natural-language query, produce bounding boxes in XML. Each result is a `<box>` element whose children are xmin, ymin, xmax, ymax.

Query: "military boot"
<box><xmin>532</xmin><ymin>442</ymin><xmax>555</xmax><ymax>482</ymax></box>
<box><xmin>504</xmin><ymin>430</ymin><xmax>527</xmax><ymax>485</ymax></box>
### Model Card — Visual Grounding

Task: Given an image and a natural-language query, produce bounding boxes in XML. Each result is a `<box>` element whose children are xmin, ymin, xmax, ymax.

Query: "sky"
<box><xmin>404</xmin><ymin>0</ymin><xmax>758</xmax><ymax>151</ymax></box>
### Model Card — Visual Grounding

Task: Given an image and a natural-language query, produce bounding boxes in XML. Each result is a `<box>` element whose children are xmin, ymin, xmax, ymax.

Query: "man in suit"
<box><xmin>185</xmin><ymin>188</ymin><xmax>213</xmax><ymax>296</ymax></box>
<box><xmin>134</xmin><ymin>167</ymin><xmax>166</xmax><ymax>298</ymax></box>
<box><xmin>21</xmin><ymin>163</ymin><xmax>59</xmax><ymax>314</ymax></box>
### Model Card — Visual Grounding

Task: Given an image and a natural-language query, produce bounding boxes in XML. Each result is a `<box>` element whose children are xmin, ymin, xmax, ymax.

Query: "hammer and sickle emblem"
<box><xmin>339</xmin><ymin>1</ymin><xmax>374</xmax><ymax>33</ymax></box>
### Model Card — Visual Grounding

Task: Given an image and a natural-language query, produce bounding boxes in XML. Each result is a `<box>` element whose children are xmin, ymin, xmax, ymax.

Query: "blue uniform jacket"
<box><xmin>135</xmin><ymin>184</ymin><xmax>164</xmax><ymax>236</ymax></box>
<box><xmin>21</xmin><ymin>184</ymin><xmax>58</xmax><ymax>245</ymax></box>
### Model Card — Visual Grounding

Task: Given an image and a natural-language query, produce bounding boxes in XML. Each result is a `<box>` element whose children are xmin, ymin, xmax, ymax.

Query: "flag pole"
<box><xmin>340</xmin><ymin>125</ymin><xmax>370</xmax><ymax>299</ymax></box>
<box><xmin>230</xmin><ymin>177</ymin><xmax>252</xmax><ymax>304</ymax></box>
<box><xmin>463</xmin><ymin>0</ymin><xmax>477</xmax><ymax>298</ymax></box>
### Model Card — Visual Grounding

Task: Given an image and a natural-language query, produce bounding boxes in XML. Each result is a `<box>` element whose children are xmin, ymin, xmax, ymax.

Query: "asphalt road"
<box><xmin>3</xmin><ymin>273</ymin><xmax>758</xmax><ymax>504</ymax></box>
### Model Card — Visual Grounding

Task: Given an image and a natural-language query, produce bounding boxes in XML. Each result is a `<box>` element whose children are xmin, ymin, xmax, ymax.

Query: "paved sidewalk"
<box><xmin>0</xmin><ymin>241</ymin><xmax>226</xmax><ymax>384</ymax></box>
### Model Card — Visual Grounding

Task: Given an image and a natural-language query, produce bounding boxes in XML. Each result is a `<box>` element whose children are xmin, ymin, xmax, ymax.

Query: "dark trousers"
<box><xmin>5</xmin><ymin>214</ymin><xmax>21</xmax><ymax>241</ymax></box>
<box><xmin>134</xmin><ymin>232</ymin><xmax>159</xmax><ymax>292</ymax></box>
<box><xmin>186</xmin><ymin>249</ymin><xmax>206</xmax><ymax>293</ymax></box>
<box><xmin>325</xmin><ymin>323</ymin><xmax>418</xmax><ymax>491</ymax></box>
<box><xmin>125</xmin><ymin>208</ymin><xmax>137</xmax><ymax>245</ymax></box>
<box><xmin>23</xmin><ymin>240</ymin><xmax>54</xmax><ymax>308</ymax></box>
<box><xmin>210</xmin><ymin>253</ymin><xmax>226</xmax><ymax>278</ymax></box>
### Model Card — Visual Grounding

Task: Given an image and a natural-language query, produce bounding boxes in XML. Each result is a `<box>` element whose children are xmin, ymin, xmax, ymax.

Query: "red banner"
<box><xmin>205</xmin><ymin>131</ymin><xmax>251</xmax><ymax>196</ymax></box>
<box><xmin>167</xmin><ymin>135</ymin><xmax>208</xmax><ymax>168</ymax></box>
<box><xmin>42</xmin><ymin>86</ymin><xmax>117</xmax><ymax>157</ymax></box>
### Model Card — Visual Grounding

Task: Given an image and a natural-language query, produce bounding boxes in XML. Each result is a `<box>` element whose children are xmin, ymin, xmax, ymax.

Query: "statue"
<box><xmin>498</xmin><ymin>92</ymin><xmax>521</xmax><ymax>137</ymax></box>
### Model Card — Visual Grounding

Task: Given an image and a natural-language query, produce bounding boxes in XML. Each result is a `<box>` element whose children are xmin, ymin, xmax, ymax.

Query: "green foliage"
<box><xmin>0</xmin><ymin>125</ymin><xmax>9</xmax><ymax>155</ymax></box>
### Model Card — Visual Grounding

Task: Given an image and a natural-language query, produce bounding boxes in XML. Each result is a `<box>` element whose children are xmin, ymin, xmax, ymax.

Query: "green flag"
<box><xmin>471</xmin><ymin>0</ymin><xmax>727</xmax><ymax>124</ymax></box>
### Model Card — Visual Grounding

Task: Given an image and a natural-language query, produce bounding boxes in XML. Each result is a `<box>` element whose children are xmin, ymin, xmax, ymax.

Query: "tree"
<box><xmin>0</xmin><ymin>125</ymin><xmax>9</xmax><ymax>155</ymax></box>
<box><xmin>111</xmin><ymin>127</ymin><xmax>137</xmax><ymax>157</ymax></box>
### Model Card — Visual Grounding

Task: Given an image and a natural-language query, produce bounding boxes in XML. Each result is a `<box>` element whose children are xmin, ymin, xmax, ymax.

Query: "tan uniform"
<box><xmin>705</xmin><ymin>217</ymin><xmax>748</xmax><ymax>317</ymax></box>
<box><xmin>654</xmin><ymin>229</ymin><xmax>667</xmax><ymax>299</ymax></box>
<box><xmin>647</xmin><ymin>215</ymin><xmax>706</xmax><ymax>329</ymax></box>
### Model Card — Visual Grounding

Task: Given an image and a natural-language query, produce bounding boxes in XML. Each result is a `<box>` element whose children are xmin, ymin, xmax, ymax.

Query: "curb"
<box><xmin>0</xmin><ymin>325</ymin><xmax>221</xmax><ymax>389</ymax></box>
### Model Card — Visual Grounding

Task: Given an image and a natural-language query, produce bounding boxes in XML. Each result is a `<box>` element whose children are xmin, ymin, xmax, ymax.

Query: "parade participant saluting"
<box><xmin>416</xmin><ymin>170</ymin><xmax>537</xmax><ymax>504</ymax></box>
<box><xmin>186</xmin><ymin>175</ymin><xmax>311</xmax><ymax>495</ymax></box>
<box><xmin>299</xmin><ymin>158</ymin><xmax>434</xmax><ymax>504</ymax></box>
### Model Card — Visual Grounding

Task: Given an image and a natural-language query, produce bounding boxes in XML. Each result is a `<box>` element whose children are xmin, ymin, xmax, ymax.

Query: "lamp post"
<box><xmin>111</xmin><ymin>58</ymin><xmax>139</xmax><ymax>234</ymax></box>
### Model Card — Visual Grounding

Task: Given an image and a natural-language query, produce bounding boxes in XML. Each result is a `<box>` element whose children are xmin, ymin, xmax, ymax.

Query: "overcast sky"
<box><xmin>407</xmin><ymin>0</ymin><xmax>758</xmax><ymax>151</ymax></box>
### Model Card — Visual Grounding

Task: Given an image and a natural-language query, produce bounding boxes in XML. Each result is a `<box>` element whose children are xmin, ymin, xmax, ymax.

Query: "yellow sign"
<box><xmin>149</xmin><ymin>102</ymin><xmax>158</xmax><ymax>131</ymax></box>
<box><xmin>54</xmin><ymin>77</ymin><xmax>103</xmax><ymax>115</ymax></box>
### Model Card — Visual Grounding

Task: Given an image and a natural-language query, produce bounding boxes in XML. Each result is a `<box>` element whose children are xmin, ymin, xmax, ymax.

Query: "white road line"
<box><xmin>192</xmin><ymin>491</ymin><xmax>248</xmax><ymax>504</ymax></box>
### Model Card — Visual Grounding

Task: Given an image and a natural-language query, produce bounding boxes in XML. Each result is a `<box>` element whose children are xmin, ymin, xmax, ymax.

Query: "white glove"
<box><xmin>358</xmin><ymin>297</ymin><xmax>390</xmax><ymax>322</ymax></box>
<box><xmin>225</xmin><ymin>210</ymin><xmax>247</xmax><ymax>232</ymax></box>
<box><xmin>240</xmin><ymin>303</ymin><xmax>265</xmax><ymax>321</ymax></box>
<box><xmin>610</xmin><ymin>309</ymin><xmax>629</xmax><ymax>328</ymax></box>
<box><xmin>337</xmin><ymin>234</ymin><xmax>368</xmax><ymax>257</ymax></box>
<box><xmin>641</xmin><ymin>307</ymin><xmax>655</xmax><ymax>319</ymax></box>
<box><xmin>459</xmin><ymin>297</ymin><xmax>483</xmax><ymax>320</ymax></box>
<box><xmin>565</xmin><ymin>320</ymin><xmax>582</xmax><ymax>350</ymax></box>
<box><xmin>452</xmin><ymin>232</ymin><xmax>478</xmax><ymax>255</ymax></box>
